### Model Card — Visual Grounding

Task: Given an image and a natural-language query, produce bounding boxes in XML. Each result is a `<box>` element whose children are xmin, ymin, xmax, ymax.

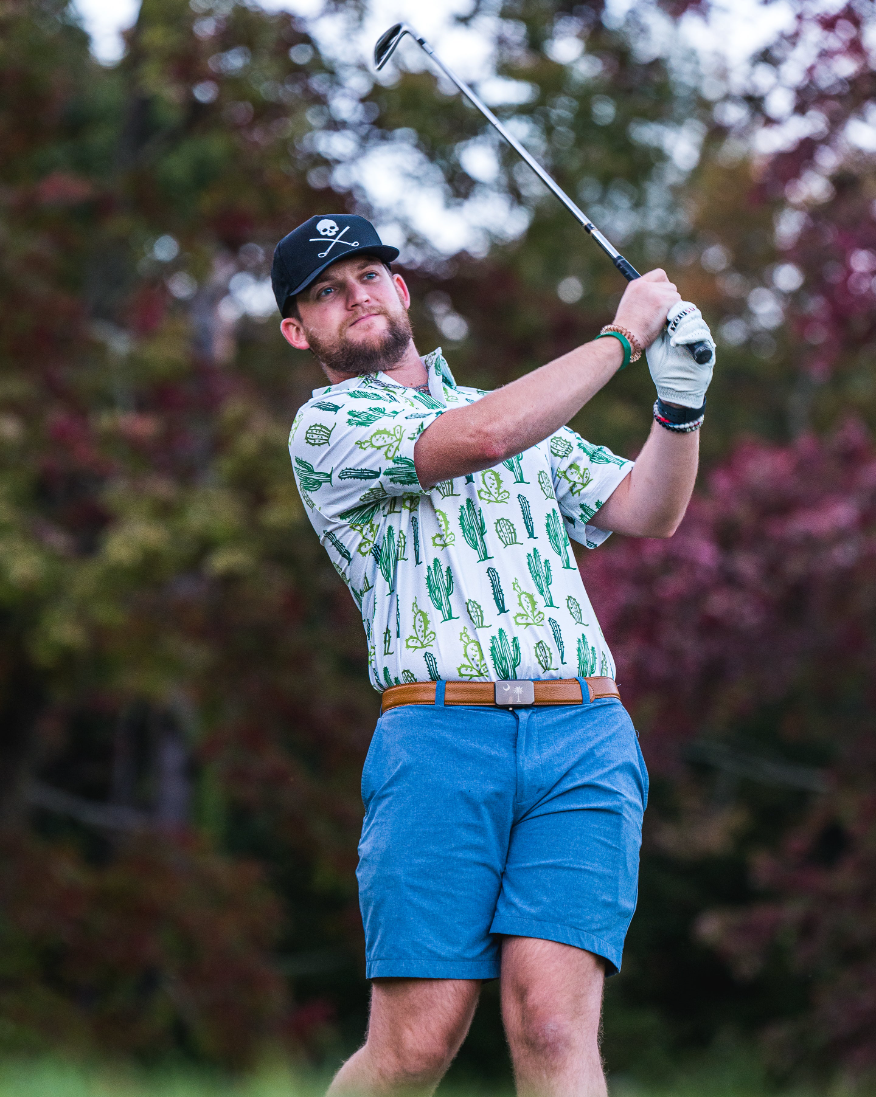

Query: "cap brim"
<box><xmin>288</xmin><ymin>244</ymin><xmax>401</xmax><ymax>302</ymax></box>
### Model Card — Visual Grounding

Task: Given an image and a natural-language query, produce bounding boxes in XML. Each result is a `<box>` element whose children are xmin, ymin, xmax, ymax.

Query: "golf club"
<box><xmin>374</xmin><ymin>22</ymin><xmax>713</xmax><ymax>366</ymax></box>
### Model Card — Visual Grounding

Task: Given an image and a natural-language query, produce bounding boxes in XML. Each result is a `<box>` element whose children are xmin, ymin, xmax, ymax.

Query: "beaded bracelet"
<box><xmin>653</xmin><ymin>399</ymin><xmax>705</xmax><ymax>433</ymax></box>
<box><xmin>596</xmin><ymin>330</ymin><xmax>632</xmax><ymax>370</ymax></box>
<box><xmin>600</xmin><ymin>324</ymin><xmax>643</xmax><ymax>362</ymax></box>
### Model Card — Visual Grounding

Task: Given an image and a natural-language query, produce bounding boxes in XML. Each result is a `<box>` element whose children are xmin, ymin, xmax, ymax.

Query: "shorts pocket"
<box><xmin>361</xmin><ymin>717</ymin><xmax>385</xmax><ymax>809</ymax></box>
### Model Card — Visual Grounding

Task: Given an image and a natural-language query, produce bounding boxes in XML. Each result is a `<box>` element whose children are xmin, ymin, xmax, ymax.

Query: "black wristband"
<box><xmin>655</xmin><ymin>397</ymin><xmax>706</xmax><ymax>424</ymax></box>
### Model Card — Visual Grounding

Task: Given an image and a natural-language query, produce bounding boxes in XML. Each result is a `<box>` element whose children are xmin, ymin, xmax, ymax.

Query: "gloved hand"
<box><xmin>646</xmin><ymin>301</ymin><xmax>716</xmax><ymax>409</ymax></box>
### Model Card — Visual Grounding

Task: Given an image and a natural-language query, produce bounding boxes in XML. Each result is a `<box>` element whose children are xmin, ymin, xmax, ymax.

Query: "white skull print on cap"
<box><xmin>309</xmin><ymin>218</ymin><xmax>360</xmax><ymax>258</ymax></box>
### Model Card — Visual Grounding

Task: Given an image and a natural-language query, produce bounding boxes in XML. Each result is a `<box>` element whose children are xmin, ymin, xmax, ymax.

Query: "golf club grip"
<box><xmin>613</xmin><ymin>255</ymin><xmax>712</xmax><ymax>365</ymax></box>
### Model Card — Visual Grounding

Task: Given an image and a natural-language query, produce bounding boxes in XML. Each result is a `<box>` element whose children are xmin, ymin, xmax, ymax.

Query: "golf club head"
<box><xmin>374</xmin><ymin>22</ymin><xmax>417</xmax><ymax>70</ymax></box>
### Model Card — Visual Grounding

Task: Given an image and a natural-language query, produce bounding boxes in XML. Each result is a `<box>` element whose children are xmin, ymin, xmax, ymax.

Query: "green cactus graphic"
<box><xmin>513</xmin><ymin>579</ymin><xmax>545</xmax><ymax>628</ymax></box>
<box><xmin>385</xmin><ymin>456</ymin><xmax>420</xmax><ymax>486</ymax></box>
<box><xmin>601</xmin><ymin>652</ymin><xmax>611</xmax><ymax>676</ymax></box>
<box><xmin>304</xmin><ymin>423</ymin><xmax>334</xmax><ymax>447</ymax></box>
<box><xmin>558</xmin><ymin>462</ymin><xmax>593</xmax><ymax>496</ymax></box>
<box><xmin>348</xmin><ymin>407</ymin><xmax>393</xmax><ymax>428</ymax></box>
<box><xmin>465</xmin><ymin>599</ymin><xmax>487</xmax><ymax>628</ymax></box>
<box><xmin>397</xmin><ymin>530</ymin><xmax>408</xmax><ymax>560</ymax></box>
<box><xmin>407</xmin><ymin>420</ymin><xmax>427</xmax><ymax>442</ymax></box>
<box><xmin>405</xmin><ymin>598</ymin><xmax>437</xmax><ymax>650</ymax></box>
<box><xmin>490</xmin><ymin>628</ymin><xmax>522</xmax><ymax>680</ymax></box>
<box><xmin>411</xmin><ymin>515</ymin><xmax>422</xmax><ymax>564</ymax></box>
<box><xmin>426</xmin><ymin>559</ymin><xmax>457</xmax><ymax>621</ymax></box>
<box><xmin>566</xmin><ymin>595</ymin><xmax>584</xmax><ymax>625</ymax></box>
<box><xmin>383</xmin><ymin>668</ymin><xmax>402</xmax><ymax>688</ymax></box>
<box><xmin>518</xmin><ymin>494</ymin><xmax>537</xmax><ymax>539</ymax></box>
<box><xmin>435</xmin><ymin>480</ymin><xmax>459</xmax><ymax>497</ymax></box>
<box><xmin>577</xmin><ymin>635</ymin><xmax>598</xmax><ymax>677</ymax></box>
<box><xmin>401</xmin><ymin>670</ymin><xmax>417</xmax><ymax>684</ymax></box>
<box><xmin>459</xmin><ymin>499</ymin><xmax>493</xmax><ymax>561</ymax></box>
<box><xmin>424</xmin><ymin>652</ymin><xmax>440</xmax><ymax>681</ymax></box>
<box><xmin>579</xmin><ymin>501</ymin><xmax>602</xmax><ymax>523</ymax></box>
<box><xmin>534</xmin><ymin>640</ymin><xmax>557</xmax><ymax>673</ymax></box>
<box><xmin>412</xmin><ymin>390</ymin><xmax>444</xmax><ymax>409</ymax></box>
<box><xmin>494</xmin><ymin>517</ymin><xmax>520</xmax><ymax>547</ymax></box>
<box><xmin>546</xmin><ymin>509</ymin><xmax>574</xmax><ymax>569</ymax></box>
<box><xmin>526</xmin><ymin>548</ymin><xmax>557</xmax><ymax>608</ymax></box>
<box><xmin>549</xmin><ymin>617</ymin><xmax>565</xmax><ymax>663</ymax></box>
<box><xmin>578</xmin><ymin>439</ymin><xmax>627</xmax><ymax>467</ymax></box>
<box><xmin>457</xmin><ymin>627</ymin><xmax>489</xmax><ymax>679</ymax></box>
<box><xmin>501</xmin><ymin>454</ymin><xmax>528</xmax><ymax>483</ymax></box>
<box><xmin>372</xmin><ymin>528</ymin><xmax>399</xmax><ymax>594</ymax></box>
<box><xmin>487</xmin><ymin>567</ymin><xmax>508</xmax><ymax>615</ymax></box>
<box><xmin>301</xmin><ymin>492</ymin><xmax>315</xmax><ymax>511</ymax></box>
<box><xmin>348</xmin><ymin>388</ymin><xmax>397</xmax><ymax>403</ymax></box>
<box><xmin>339</xmin><ymin>466</ymin><xmax>381</xmax><ymax>480</ymax></box>
<box><xmin>464</xmin><ymin>474</ymin><xmax>475</xmax><ymax>483</ymax></box>
<box><xmin>353</xmin><ymin>520</ymin><xmax>379</xmax><ymax>557</ymax></box>
<box><xmin>550</xmin><ymin>435</ymin><xmax>573</xmax><ymax>459</ymax></box>
<box><xmin>477</xmin><ymin>469</ymin><xmax>510</xmax><ymax>504</ymax></box>
<box><xmin>324</xmin><ymin>531</ymin><xmax>352</xmax><ymax>564</ymax></box>
<box><xmin>356</xmin><ymin>424</ymin><xmax>404</xmax><ymax>460</ymax></box>
<box><xmin>339</xmin><ymin>485</ymin><xmax>389</xmax><ymax>525</ymax></box>
<box><xmin>294</xmin><ymin>458</ymin><xmax>333</xmax><ymax>493</ymax></box>
<box><xmin>431</xmin><ymin>510</ymin><xmax>455</xmax><ymax>549</ymax></box>
<box><xmin>312</xmin><ymin>400</ymin><xmax>341</xmax><ymax>413</ymax></box>
<box><xmin>383</xmin><ymin>628</ymin><xmax>393</xmax><ymax>656</ymax></box>
<box><xmin>538</xmin><ymin>470</ymin><xmax>555</xmax><ymax>500</ymax></box>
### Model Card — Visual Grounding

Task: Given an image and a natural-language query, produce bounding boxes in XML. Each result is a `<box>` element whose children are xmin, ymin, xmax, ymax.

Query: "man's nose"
<box><xmin>347</xmin><ymin>280</ymin><xmax>372</xmax><ymax>307</ymax></box>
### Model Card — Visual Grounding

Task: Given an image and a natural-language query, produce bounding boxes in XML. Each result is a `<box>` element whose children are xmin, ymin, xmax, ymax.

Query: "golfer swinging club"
<box><xmin>274</xmin><ymin>212</ymin><xmax>715</xmax><ymax>1097</ymax></box>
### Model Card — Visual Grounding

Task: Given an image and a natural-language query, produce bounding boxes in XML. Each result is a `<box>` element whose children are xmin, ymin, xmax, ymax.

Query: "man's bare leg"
<box><xmin>328</xmin><ymin>978</ymin><xmax>481</xmax><ymax>1096</ymax></box>
<box><xmin>501</xmin><ymin>937</ymin><xmax>607</xmax><ymax>1097</ymax></box>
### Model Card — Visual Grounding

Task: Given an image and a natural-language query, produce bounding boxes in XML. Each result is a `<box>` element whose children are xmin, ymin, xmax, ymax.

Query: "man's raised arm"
<box><xmin>413</xmin><ymin>270</ymin><xmax>681</xmax><ymax>490</ymax></box>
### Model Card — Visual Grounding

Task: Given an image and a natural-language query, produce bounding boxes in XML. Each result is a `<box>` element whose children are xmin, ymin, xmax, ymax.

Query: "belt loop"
<box><xmin>434</xmin><ymin>680</ymin><xmax>446</xmax><ymax>706</ymax></box>
<box><xmin>576</xmin><ymin>677</ymin><xmax>592</xmax><ymax>704</ymax></box>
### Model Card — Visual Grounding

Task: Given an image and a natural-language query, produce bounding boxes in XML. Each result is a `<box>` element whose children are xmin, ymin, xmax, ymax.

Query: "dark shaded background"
<box><xmin>1</xmin><ymin>0</ymin><xmax>875</xmax><ymax>1087</ymax></box>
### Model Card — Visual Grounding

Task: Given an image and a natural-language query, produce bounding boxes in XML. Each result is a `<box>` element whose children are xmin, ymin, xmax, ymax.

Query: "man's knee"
<box><xmin>377</xmin><ymin>1032</ymin><xmax>458</xmax><ymax>1085</ymax></box>
<box><xmin>507</xmin><ymin>1005</ymin><xmax>583</xmax><ymax>1066</ymax></box>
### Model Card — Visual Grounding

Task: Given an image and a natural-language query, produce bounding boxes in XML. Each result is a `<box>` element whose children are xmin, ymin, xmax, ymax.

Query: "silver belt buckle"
<box><xmin>495</xmin><ymin>680</ymin><xmax>535</xmax><ymax>707</ymax></box>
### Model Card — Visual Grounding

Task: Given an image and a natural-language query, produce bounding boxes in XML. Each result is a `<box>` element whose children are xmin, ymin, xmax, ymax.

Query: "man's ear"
<box><xmin>280</xmin><ymin>316</ymin><xmax>310</xmax><ymax>350</ymax></box>
<box><xmin>392</xmin><ymin>272</ymin><xmax>411</xmax><ymax>310</ymax></box>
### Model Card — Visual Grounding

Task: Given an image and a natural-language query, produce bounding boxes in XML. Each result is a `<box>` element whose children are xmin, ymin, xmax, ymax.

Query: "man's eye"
<box><xmin>317</xmin><ymin>286</ymin><xmax>333</xmax><ymax>298</ymax></box>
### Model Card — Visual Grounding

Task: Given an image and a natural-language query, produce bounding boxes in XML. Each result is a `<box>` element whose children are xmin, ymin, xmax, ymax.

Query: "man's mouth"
<box><xmin>348</xmin><ymin>311</ymin><xmax>385</xmax><ymax>330</ymax></box>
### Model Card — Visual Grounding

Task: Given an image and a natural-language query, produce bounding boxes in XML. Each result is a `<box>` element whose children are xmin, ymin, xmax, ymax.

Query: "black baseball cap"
<box><xmin>271</xmin><ymin>214</ymin><xmax>400</xmax><ymax>315</ymax></box>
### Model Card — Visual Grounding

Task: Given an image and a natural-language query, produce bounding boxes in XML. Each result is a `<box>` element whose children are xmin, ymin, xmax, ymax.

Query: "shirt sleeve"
<box><xmin>546</xmin><ymin>425</ymin><xmax>633</xmax><ymax>549</ymax></box>
<box><xmin>288</xmin><ymin>393</ymin><xmax>443</xmax><ymax>524</ymax></box>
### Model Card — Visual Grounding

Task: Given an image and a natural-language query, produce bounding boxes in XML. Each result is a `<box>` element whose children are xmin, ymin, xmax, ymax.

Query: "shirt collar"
<box><xmin>311</xmin><ymin>348</ymin><xmax>457</xmax><ymax>400</ymax></box>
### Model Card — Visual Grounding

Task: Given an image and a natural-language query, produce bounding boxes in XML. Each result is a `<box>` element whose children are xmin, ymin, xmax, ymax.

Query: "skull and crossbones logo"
<box><xmin>310</xmin><ymin>218</ymin><xmax>359</xmax><ymax>258</ymax></box>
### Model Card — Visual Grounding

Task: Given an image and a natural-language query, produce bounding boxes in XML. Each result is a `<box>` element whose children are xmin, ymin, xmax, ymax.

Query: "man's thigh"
<box><xmin>357</xmin><ymin>704</ymin><xmax>518</xmax><ymax>979</ymax></box>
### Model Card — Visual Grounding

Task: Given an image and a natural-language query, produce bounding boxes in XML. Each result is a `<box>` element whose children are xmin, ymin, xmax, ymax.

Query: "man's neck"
<box><xmin>321</xmin><ymin>340</ymin><xmax>428</xmax><ymax>389</ymax></box>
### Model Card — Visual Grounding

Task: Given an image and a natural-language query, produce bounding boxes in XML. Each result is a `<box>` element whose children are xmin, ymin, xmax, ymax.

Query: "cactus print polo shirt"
<box><xmin>288</xmin><ymin>349</ymin><xmax>633</xmax><ymax>692</ymax></box>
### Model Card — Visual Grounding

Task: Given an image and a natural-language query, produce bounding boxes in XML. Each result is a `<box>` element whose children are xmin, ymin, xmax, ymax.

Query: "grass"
<box><xmin>0</xmin><ymin>1057</ymin><xmax>860</xmax><ymax>1097</ymax></box>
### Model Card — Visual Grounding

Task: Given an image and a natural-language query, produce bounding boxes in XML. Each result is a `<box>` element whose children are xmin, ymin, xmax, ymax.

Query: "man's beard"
<box><xmin>306</xmin><ymin>309</ymin><xmax>413</xmax><ymax>376</ymax></box>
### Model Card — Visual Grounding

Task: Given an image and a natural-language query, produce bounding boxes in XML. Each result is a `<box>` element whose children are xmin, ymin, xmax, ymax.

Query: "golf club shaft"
<box><xmin>378</xmin><ymin>25</ymin><xmax>712</xmax><ymax>364</ymax></box>
<box><xmin>418</xmin><ymin>39</ymin><xmax>637</xmax><ymax>278</ymax></box>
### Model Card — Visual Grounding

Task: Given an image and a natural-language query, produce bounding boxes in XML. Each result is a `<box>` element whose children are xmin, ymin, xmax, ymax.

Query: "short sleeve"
<box><xmin>546</xmin><ymin>426</ymin><xmax>633</xmax><ymax>549</ymax></box>
<box><xmin>288</xmin><ymin>393</ymin><xmax>444</xmax><ymax>523</ymax></box>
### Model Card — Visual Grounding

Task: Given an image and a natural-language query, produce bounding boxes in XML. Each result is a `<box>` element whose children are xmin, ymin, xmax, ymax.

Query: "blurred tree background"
<box><xmin>0</xmin><ymin>0</ymin><xmax>875</xmax><ymax>1087</ymax></box>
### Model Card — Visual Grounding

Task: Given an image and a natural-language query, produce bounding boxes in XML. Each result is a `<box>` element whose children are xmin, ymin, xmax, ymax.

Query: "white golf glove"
<box><xmin>646</xmin><ymin>301</ymin><xmax>716</xmax><ymax>409</ymax></box>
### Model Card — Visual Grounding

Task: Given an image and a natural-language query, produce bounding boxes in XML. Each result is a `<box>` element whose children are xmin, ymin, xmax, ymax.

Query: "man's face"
<box><xmin>280</xmin><ymin>256</ymin><xmax>413</xmax><ymax>377</ymax></box>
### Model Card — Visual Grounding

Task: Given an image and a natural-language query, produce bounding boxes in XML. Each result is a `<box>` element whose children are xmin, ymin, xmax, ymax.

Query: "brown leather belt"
<box><xmin>381</xmin><ymin>676</ymin><xmax>620</xmax><ymax>714</ymax></box>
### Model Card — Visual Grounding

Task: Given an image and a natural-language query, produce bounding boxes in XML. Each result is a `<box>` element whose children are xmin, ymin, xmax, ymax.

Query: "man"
<box><xmin>273</xmin><ymin>213</ymin><xmax>715</xmax><ymax>1097</ymax></box>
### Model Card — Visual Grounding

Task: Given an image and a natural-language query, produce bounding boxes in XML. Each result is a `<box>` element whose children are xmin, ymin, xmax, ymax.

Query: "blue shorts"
<box><xmin>357</xmin><ymin>692</ymin><xmax>648</xmax><ymax>980</ymax></box>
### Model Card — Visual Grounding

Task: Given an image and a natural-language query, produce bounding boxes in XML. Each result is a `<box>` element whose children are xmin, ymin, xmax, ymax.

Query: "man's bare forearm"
<box><xmin>414</xmin><ymin>337</ymin><xmax>623</xmax><ymax>488</ymax></box>
<box><xmin>592</xmin><ymin>420</ymin><xmax>699</xmax><ymax>538</ymax></box>
<box><xmin>414</xmin><ymin>269</ymin><xmax>682</xmax><ymax>490</ymax></box>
